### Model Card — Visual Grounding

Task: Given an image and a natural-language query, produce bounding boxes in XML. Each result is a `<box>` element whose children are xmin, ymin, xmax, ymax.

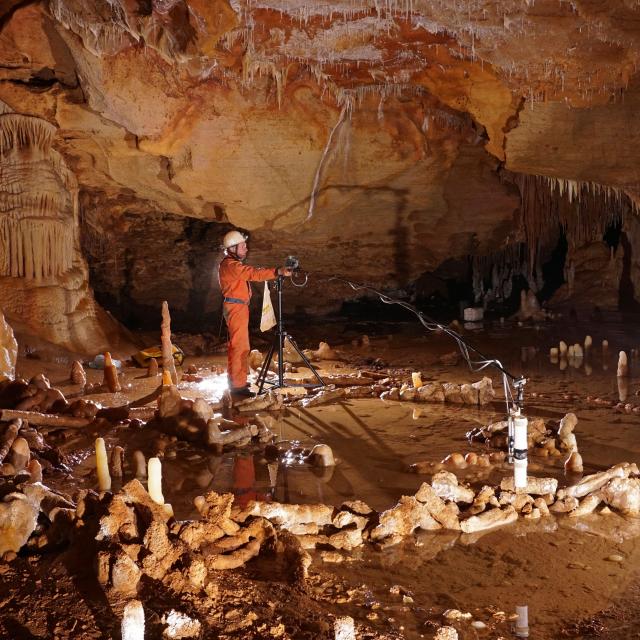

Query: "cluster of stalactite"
<box><xmin>471</xmin><ymin>172</ymin><xmax>637</xmax><ymax>304</ymax></box>
<box><xmin>471</xmin><ymin>243</ymin><xmax>530</xmax><ymax>303</ymax></box>
<box><xmin>515</xmin><ymin>173</ymin><xmax>633</xmax><ymax>253</ymax></box>
<box><xmin>0</xmin><ymin>112</ymin><xmax>77</xmax><ymax>280</ymax></box>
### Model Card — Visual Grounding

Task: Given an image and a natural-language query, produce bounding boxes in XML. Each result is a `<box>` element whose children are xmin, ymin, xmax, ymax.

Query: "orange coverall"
<box><xmin>218</xmin><ymin>256</ymin><xmax>277</xmax><ymax>390</ymax></box>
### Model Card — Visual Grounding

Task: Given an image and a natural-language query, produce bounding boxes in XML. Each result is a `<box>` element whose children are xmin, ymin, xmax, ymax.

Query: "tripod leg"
<box><xmin>257</xmin><ymin>341</ymin><xmax>276</xmax><ymax>394</ymax></box>
<box><xmin>286</xmin><ymin>335</ymin><xmax>325</xmax><ymax>387</ymax></box>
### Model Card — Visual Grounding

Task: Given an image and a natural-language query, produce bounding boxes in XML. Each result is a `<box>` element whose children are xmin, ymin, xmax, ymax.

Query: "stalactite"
<box><xmin>515</xmin><ymin>173</ymin><xmax>633</xmax><ymax>252</ymax></box>
<box><xmin>472</xmin><ymin>243</ymin><xmax>527</xmax><ymax>303</ymax></box>
<box><xmin>0</xmin><ymin>114</ymin><xmax>55</xmax><ymax>157</ymax></box>
<box><xmin>0</xmin><ymin>113</ymin><xmax>77</xmax><ymax>280</ymax></box>
<box><xmin>306</xmin><ymin>92</ymin><xmax>354</xmax><ymax>223</ymax></box>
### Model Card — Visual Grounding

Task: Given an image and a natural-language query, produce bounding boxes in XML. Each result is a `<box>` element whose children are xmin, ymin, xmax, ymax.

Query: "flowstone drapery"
<box><xmin>0</xmin><ymin>112</ymin><xmax>78</xmax><ymax>280</ymax></box>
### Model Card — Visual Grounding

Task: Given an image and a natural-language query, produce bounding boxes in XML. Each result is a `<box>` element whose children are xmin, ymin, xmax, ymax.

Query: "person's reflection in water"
<box><xmin>232</xmin><ymin>455</ymin><xmax>272</xmax><ymax>509</ymax></box>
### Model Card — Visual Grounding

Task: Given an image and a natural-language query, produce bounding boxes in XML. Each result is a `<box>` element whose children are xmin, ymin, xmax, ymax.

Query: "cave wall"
<box><xmin>1</xmin><ymin>0</ymin><xmax>640</xmax><ymax>344</ymax></box>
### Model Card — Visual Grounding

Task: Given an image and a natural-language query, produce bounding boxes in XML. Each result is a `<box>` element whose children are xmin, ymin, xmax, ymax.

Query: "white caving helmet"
<box><xmin>222</xmin><ymin>230</ymin><xmax>247</xmax><ymax>250</ymax></box>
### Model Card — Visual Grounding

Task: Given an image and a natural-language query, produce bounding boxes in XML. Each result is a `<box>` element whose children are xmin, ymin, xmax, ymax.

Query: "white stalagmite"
<box><xmin>95</xmin><ymin>437</ymin><xmax>111</xmax><ymax>492</ymax></box>
<box><xmin>584</xmin><ymin>335</ymin><xmax>592</xmax><ymax>351</ymax></box>
<box><xmin>559</xmin><ymin>341</ymin><xmax>568</xmax><ymax>356</ymax></box>
<box><xmin>147</xmin><ymin>457</ymin><xmax>165</xmax><ymax>505</ymax></box>
<box><xmin>121</xmin><ymin>600</ymin><xmax>145</xmax><ymax>640</ymax></box>
<box><xmin>618</xmin><ymin>351</ymin><xmax>629</xmax><ymax>377</ymax></box>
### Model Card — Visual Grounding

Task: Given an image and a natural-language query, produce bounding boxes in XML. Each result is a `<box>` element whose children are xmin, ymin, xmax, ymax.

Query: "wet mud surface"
<box><xmin>3</xmin><ymin>313</ymin><xmax>640</xmax><ymax>639</ymax></box>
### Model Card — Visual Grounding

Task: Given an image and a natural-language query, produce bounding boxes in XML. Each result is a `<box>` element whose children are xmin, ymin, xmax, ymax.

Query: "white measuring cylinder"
<box><xmin>511</xmin><ymin>408</ymin><xmax>528</xmax><ymax>490</ymax></box>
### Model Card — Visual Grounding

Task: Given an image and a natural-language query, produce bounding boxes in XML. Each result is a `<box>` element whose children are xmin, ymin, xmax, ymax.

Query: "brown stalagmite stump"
<box><xmin>161</xmin><ymin>301</ymin><xmax>178</xmax><ymax>385</ymax></box>
<box><xmin>0</xmin><ymin>419</ymin><xmax>20</xmax><ymax>463</ymax></box>
<box><xmin>27</xmin><ymin>458</ymin><xmax>42</xmax><ymax>482</ymax></box>
<box><xmin>110</xmin><ymin>445</ymin><xmax>124</xmax><ymax>478</ymax></box>
<box><xmin>103</xmin><ymin>353</ymin><xmax>121</xmax><ymax>392</ymax></box>
<box><xmin>8</xmin><ymin>436</ymin><xmax>30</xmax><ymax>472</ymax></box>
<box><xmin>147</xmin><ymin>357</ymin><xmax>159</xmax><ymax>377</ymax></box>
<box><xmin>70</xmin><ymin>360</ymin><xmax>86</xmax><ymax>386</ymax></box>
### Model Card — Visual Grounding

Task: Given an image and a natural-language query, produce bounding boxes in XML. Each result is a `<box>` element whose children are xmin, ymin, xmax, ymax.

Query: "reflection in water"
<box><xmin>618</xmin><ymin>376</ymin><xmax>629</xmax><ymax>402</ymax></box>
<box><xmin>515</xmin><ymin>605</ymin><xmax>529</xmax><ymax>638</ymax></box>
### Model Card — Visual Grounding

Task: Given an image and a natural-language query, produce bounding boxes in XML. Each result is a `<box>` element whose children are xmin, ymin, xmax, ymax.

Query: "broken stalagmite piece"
<box><xmin>147</xmin><ymin>358</ymin><xmax>159</xmax><ymax>378</ymax></box>
<box><xmin>103</xmin><ymin>353</ymin><xmax>121</xmax><ymax>393</ymax></box>
<box><xmin>460</xmin><ymin>506</ymin><xmax>518</xmax><ymax>534</ymax></box>
<box><xmin>111</xmin><ymin>445</ymin><xmax>124</xmax><ymax>478</ymax></box>
<box><xmin>70</xmin><ymin>361</ymin><xmax>86</xmax><ymax>386</ymax></box>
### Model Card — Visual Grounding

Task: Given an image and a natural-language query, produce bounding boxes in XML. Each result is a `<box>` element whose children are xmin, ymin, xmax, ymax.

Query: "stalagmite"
<box><xmin>313</xmin><ymin>342</ymin><xmax>337</xmax><ymax>360</ymax></box>
<box><xmin>70</xmin><ymin>361</ymin><xmax>86</xmax><ymax>386</ymax></box>
<box><xmin>0</xmin><ymin>419</ymin><xmax>19</xmax><ymax>463</ymax></box>
<box><xmin>111</xmin><ymin>445</ymin><xmax>124</xmax><ymax>478</ymax></box>
<box><xmin>133</xmin><ymin>451</ymin><xmax>146</xmax><ymax>479</ymax></box>
<box><xmin>206</xmin><ymin>419</ymin><xmax>257</xmax><ymax>448</ymax></box>
<box><xmin>95</xmin><ymin>437</ymin><xmax>111</xmax><ymax>491</ymax></box>
<box><xmin>549</xmin><ymin>347</ymin><xmax>559</xmax><ymax>361</ymax></box>
<box><xmin>565</xmin><ymin>451</ymin><xmax>583</xmax><ymax>474</ymax></box>
<box><xmin>601</xmin><ymin>477</ymin><xmax>640</xmax><ymax>515</ymax></box>
<box><xmin>27</xmin><ymin>459</ymin><xmax>42</xmax><ymax>482</ymax></box>
<box><xmin>147</xmin><ymin>358</ymin><xmax>159</xmax><ymax>377</ymax></box>
<box><xmin>617</xmin><ymin>351</ymin><xmax>629</xmax><ymax>377</ymax></box>
<box><xmin>560</xmin><ymin>462</ymin><xmax>638</xmax><ymax>499</ymax></box>
<box><xmin>558</xmin><ymin>412</ymin><xmax>578</xmax><ymax>453</ymax></box>
<box><xmin>460</xmin><ymin>506</ymin><xmax>518</xmax><ymax>534</ymax></box>
<box><xmin>121</xmin><ymin>600</ymin><xmax>145</xmax><ymax>640</ymax></box>
<box><xmin>103</xmin><ymin>352</ymin><xmax>121</xmax><ymax>393</ymax></box>
<box><xmin>431</xmin><ymin>470</ymin><xmax>475</xmax><ymax>503</ymax></box>
<box><xmin>161</xmin><ymin>301</ymin><xmax>178</xmax><ymax>385</ymax></box>
<box><xmin>8</xmin><ymin>436</ymin><xmax>30</xmax><ymax>472</ymax></box>
<box><xmin>568</xmin><ymin>493</ymin><xmax>602</xmax><ymax>517</ymax></box>
<box><xmin>248</xmin><ymin>349</ymin><xmax>264</xmax><ymax>370</ymax></box>
<box><xmin>584</xmin><ymin>335</ymin><xmax>592</xmax><ymax>352</ymax></box>
<box><xmin>147</xmin><ymin>457</ymin><xmax>165</xmax><ymax>504</ymax></box>
<box><xmin>411</xmin><ymin>372</ymin><xmax>423</xmax><ymax>388</ymax></box>
<box><xmin>0</xmin><ymin>409</ymin><xmax>92</xmax><ymax>428</ymax></box>
<box><xmin>559</xmin><ymin>341</ymin><xmax>568</xmax><ymax>357</ymax></box>
<box><xmin>306</xmin><ymin>444</ymin><xmax>335</xmax><ymax>467</ymax></box>
<box><xmin>500</xmin><ymin>476</ymin><xmax>557</xmax><ymax>495</ymax></box>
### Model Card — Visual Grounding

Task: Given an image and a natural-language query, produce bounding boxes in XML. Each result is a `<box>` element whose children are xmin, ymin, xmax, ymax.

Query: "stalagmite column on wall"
<box><xmin>0</xmin><ymin>103</ymin><xmax>132</xmax><ymax>354</ymax></box>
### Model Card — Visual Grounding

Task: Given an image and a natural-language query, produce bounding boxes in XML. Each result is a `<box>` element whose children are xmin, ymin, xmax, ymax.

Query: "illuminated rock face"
<box><xmin>0</xmin><ymin>310</ymin><xmax>17</xmax><ymax>381</ymax></box>
<box><xmin>0</xmin><ymin>0</ymin><xmax>640</xmax><ymax>336</ymax></box>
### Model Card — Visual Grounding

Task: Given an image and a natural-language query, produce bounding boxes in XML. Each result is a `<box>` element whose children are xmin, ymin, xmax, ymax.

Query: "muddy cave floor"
<box><xmin>3</xmin><ymin>313</ymin><xmax>640</xmax><ymax>639</ymax></box>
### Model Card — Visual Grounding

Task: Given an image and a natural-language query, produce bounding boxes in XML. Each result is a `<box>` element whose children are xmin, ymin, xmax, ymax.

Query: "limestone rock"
<box><xmin>370</xmin><ymin>495</ymin><xmax>441</xmax><ymax>541</ymax></box>
<box><xmin>431</xmin><ymin>470</ymin><xmax>475</xmax><ymax>504</ymax></box>
<box><xmin>0</xmin><ymin>311</ymin><xmax>17</xmax><ymax>381</ymax></box>
<box><xmin>0</xmin><ymin>492</ymin><xmax>39</xmax><ymax>554</ymax></box>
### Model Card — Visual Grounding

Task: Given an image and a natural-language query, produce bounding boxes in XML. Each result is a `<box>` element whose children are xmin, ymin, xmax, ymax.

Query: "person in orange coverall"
<box><xmin>218</xmin><ymin>229</ymin><xmax>292</xmax><ymax>397</ymax></box>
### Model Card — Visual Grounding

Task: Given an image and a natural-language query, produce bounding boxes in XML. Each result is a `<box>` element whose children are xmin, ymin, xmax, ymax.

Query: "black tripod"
<box><xmin>256</xmin><ymin>275</ymin><xmax>325</xmax><ymax>393</ymax></box>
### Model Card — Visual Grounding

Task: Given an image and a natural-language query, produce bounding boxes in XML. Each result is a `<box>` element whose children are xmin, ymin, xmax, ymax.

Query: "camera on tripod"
<box><xmin>285</xmin><ymin>255</ymin><xmax>300</xmax><ymax>271</ymax></box>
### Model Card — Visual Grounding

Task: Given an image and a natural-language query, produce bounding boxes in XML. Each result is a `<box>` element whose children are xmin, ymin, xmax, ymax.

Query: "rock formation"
<box><xmin>1</xmin><ymin>1</ymin><xmax>640</xmax><ymax>337</ymax></box>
